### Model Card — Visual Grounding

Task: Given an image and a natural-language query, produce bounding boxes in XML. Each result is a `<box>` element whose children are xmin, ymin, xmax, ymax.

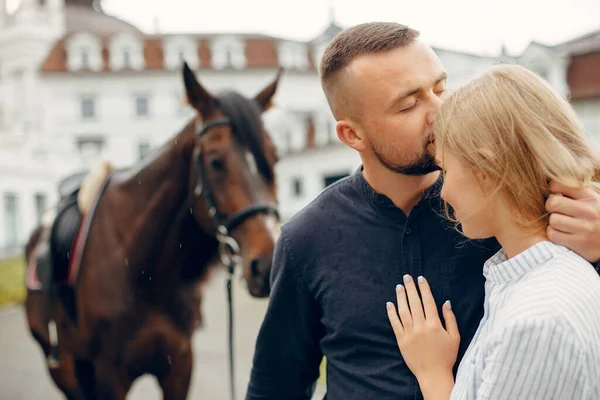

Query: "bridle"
<box><xmin>191</xmin><ymin>116</ymin><xmax>279</xmax><ymax>400</ymax></box>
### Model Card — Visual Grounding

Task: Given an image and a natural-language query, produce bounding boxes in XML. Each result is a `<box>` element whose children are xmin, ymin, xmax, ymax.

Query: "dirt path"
<box><xmin>0</xmin><ymin>269</ymin><xmax>327</xmax><ymax>399</ymax></box>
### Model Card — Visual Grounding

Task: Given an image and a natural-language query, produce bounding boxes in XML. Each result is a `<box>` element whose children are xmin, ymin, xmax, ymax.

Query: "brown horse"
<box><xmin>24</xmin><ymin>62</ymin><xmax>283</xmax><ymax>399</ymax></box>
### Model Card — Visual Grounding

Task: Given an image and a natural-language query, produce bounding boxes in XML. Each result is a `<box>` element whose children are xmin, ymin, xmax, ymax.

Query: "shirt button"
<box><xmin>405</xmin><ymin>227</ymin><xmax>411</xmax><ymax>235</ymax></box>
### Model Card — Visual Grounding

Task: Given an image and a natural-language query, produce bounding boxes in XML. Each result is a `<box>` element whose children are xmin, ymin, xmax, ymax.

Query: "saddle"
<box><xmin>29</xmin><ymin>161</ymin><xmax>115</xmax><ymax>323</ymax></box>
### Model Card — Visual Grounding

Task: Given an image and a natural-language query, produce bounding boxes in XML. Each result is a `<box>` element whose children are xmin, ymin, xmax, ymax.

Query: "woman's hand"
<box><xmin>386</xmin><ymin>275</ymin><xmax>459</xmax><ymax>399</ymax></box>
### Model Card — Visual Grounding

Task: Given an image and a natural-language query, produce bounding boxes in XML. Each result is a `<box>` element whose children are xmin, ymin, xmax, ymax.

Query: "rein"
<box><xmin>192</xmin><ymin>117</ymin><xmax>279</xmax><ymax>400</ymax></box>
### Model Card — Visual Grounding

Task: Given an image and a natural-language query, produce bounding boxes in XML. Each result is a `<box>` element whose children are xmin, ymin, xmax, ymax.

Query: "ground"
<box><xmin>0</xmin><ymin>266</ymin><xmax>327</xmax><ymax>399</ymax></box>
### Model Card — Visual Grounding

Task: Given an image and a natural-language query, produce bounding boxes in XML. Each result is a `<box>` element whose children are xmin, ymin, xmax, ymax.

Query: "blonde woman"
<box><xmin>386</xmin><ymin>64</ymin><xmax>600</xmax><ymax>399</ymax></box>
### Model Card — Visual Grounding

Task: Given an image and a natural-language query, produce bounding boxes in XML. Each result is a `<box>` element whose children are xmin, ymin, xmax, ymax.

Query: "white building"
<box><xmin>0</xmin><ymin>0</ymin><xmax>599</xmax><ymax>252</ymax></box>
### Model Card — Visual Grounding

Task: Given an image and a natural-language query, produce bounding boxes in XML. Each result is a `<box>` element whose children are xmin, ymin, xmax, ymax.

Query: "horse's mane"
<box><xmin>214</xmin><ymin>91</ymin><xmax>274</xmax><ymax>183</ymax></box>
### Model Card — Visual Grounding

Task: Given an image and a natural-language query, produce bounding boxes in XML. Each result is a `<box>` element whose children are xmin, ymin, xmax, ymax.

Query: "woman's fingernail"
<box><xmin>386</xmin><ymin>302</ymin><xmax>393</xmax><ymax>310</ymax></box>
<box><xmin>445</xmin><ymin>300</ymin><xmax>452</xmax><ymax>310</ymax></box>
<box><xmin>403</xmin><ymin>274</ymin><xmax>411</xmax><ymax>283</ymax></box>
<box><xmin>417</xmin><ymin>276</ymin><xmax>425</xmax><ymax>284</ymax></box>
<box><xmin>396</xmin><ymin>284</ymin><xmax>403</xmax><ymax>292</ymax></box>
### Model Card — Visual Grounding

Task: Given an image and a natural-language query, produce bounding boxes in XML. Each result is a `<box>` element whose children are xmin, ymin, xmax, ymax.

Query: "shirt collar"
<box><xmin>483</xmin><ymin>240</ymin><xmax>569</xmax><ymax>283</ymax></box>
<box><xmin>352</xmin><ymin>165</ymin><xmax>444</xmax><ymax>219</ymax></box>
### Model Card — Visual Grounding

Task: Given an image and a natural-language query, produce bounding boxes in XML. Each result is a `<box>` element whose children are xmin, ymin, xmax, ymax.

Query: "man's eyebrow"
<box><xmin>388</xmin><ymin>72</ymin><xmax>448</xmax><ymax>109</ymax></box>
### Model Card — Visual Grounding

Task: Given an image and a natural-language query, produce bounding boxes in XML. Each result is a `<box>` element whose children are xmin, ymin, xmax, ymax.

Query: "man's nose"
<box><xmin>426</xmin><ymin>93</ymin><xmax>444</xmax><ymax>125</ymax></box>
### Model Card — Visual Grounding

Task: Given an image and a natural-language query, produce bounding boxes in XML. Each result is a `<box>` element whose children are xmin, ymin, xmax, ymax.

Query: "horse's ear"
<box><xmin>254</xmin><ymin>67</ymin><xmax>283</xmax><ymax>112</ymax></box>
<box><xmin>182</xmin><ymin>61</ymin><xmax>216</xmax><ymax>116</ymax></box>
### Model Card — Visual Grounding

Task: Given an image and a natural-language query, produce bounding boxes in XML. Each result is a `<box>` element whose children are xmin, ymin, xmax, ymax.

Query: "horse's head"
<box><xmin>182</xmin><ymin>62</ymin><xmax>282</xmax><ymax>298</ymax></box>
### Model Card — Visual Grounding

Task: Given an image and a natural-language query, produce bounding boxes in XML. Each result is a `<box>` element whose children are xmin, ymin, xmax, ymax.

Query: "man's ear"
<box><xmin>336</xmin><ymin>119</ymin><xmax>367</xmax><ymax>152</ymax></box>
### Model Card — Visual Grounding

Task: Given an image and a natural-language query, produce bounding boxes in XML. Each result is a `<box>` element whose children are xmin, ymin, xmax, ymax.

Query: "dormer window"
<box><xmin>81</xmin><ymin>49</ymin><xmax>90</xmax><ymax>69</ymax></box>
<box><xmin>66</xmin><ymin>33</ymin><xmax>103</xmax><ymax>72</ymax></box>
<box><xmin>210</xmin><ymin>36</ymin><xmax>246</xmax><ymax>70</ymax></box>
<box><xmin>123</xmin><ymin>49</ymin><xmax>131</xmax><ymax>69</ymax></box>
<box><xmin>162</xmin><ymin>36</ymin><xmax>199</xmax><ymax>70</ymax></box>
<box><xmin>277</xmin><ymin>41</ymin><xmax>308</xmax><ymax>70</ymax></box>
<box><xmin>108</xmin><ymin>33</ymin><xmax>145</xmax><ymax>71</ymax></box>
<box><xmin>224</xmin><ymin>49</ymin><xmax>233</xmax><ymax>67</ymax></box>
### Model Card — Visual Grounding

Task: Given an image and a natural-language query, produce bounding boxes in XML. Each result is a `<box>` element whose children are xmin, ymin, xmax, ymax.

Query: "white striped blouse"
<box><xmin>450</xmin><ymin>240</ymin><xmax>600</xmax><ymax>399</ymax></box>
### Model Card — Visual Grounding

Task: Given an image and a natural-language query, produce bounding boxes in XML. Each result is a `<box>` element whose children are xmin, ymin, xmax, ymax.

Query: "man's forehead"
<box><xmin>347</xmin><ymin>42</ymin><xmax>444</xmax><ymax>88</ymax></box>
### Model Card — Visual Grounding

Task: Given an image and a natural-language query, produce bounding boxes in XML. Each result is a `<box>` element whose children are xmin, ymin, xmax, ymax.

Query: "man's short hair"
<box><xmin>319</xmin><ymin>22</ymin><xmax>420</xmax><ymax>119</ymax></box>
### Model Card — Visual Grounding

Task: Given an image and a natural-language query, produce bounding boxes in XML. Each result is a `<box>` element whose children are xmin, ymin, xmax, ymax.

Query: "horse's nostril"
<box><xmin>250</xmin><ymin>259</ymin><xmax>260</xmax><ymax>279</ymax></box>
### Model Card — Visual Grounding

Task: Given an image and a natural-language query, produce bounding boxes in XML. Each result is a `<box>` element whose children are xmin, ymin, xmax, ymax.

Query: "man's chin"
<box><xmin>388</xmin><ymin>160</ymin><xmax>440</xmax><ymax>176</ymax></box>
<box><xmin>373</xmin><ymin>149</ymin><xmax>439</xmax><ymax>176</ymax></box>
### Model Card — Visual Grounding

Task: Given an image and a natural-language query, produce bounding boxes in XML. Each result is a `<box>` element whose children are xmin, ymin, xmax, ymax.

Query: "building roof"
<box><xmin>39</xmin><ymin>3</ymin><xmax>323</xmax><ymax>74</ymax></box>
<box><xmin>40</xmin><ymin>34</ymin><xmax>311</xmax><ymax>73</ymax></box>
<box><xmin>556</xmin><ymin>28</ymin><xmax>600</xmax><ymax>56</ymax></box>
<box><xmin>64</xmin><ymin>4</ymin><xmax>143</xmax><ymax>37</ymax></box>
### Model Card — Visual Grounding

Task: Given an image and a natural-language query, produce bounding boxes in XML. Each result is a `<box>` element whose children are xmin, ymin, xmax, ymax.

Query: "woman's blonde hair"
<box><xmin>433</xmin><ymin>63</ymin><xmax>600</xmax><ymax>231</ymax></box>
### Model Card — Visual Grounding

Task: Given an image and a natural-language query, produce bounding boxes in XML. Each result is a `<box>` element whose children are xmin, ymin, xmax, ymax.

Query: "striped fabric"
<box><xmin>450</xmin><ymin>240</ymin><xmax>600</xmax><ymax>399</ymax></box>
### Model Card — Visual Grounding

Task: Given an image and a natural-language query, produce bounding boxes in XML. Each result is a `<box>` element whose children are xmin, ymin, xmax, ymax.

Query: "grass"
<box><xmin>0</xmin><ymin>255</ymin><xmax>26</xmax><ymax>307</ymax></box>
<box><xmin>318</xmin><ymin>358</ymin><xmax>327</xmax><ymax>386</ymax></box>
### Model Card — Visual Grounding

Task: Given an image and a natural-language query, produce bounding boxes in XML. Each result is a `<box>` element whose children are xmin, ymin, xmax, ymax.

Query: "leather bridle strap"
<box><xmin>192</xmin><ymin>117</ymin><xmax>279</xmax><ymax>400</ymax></box>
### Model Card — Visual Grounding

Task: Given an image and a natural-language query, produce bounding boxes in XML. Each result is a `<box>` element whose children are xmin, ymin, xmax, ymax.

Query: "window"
<box><xmin>210</xmin><ymin>37</ymin><xmax>246</xmax><ymax>70</ymax></box>
<box><xmin>291</xmin><ymin>178</ymin><xmax>303</xmax><ymax>197</ymax></box>
<box><xmin>278</xmin><ymin>42</ymin><xmax>308</xmax><ymax>70</ymax></box>
<box><xmin>123</xmin><ymin>49</ymin><xmax>131</xmax><ymax>69</ymax></box>
<box><xmin>162</xmin><ymin>36</ymin><xmax>199</xmax><ymax>70</ymax></box>
<box><xmin>81</xmin><ymin>97</ymin><xmax>95</xmax><ymax>119</ymax></box>
<box><xmin>135</xmin><ymin>95</ymin><xmax>149</xmax><ymax>117</ymax></box>
<box><xmin>3</xmin><ymin>193</ymin><xmax>19</xmax><ymax>248</ymax></box>
<box><xmin>224</xmin><ymin>49</ymin><xmax>233</xmax><ymax>68</ymax></box>
<box><xmin>108</xmin><ymin>33</ymin><xmax>145</xmax><ymax>71</ymax></box>
<box><xmin>66</xmin><ymin>33</ymin><xmax>103</xmax><ymax>72</ymax></box>
<box><xmin>323</xmin><ymin>173</ymin><xmax>348</xmax><ymax>188</ymax></box>
<box><xmin>34</xmin><ymin>193</ymin><xmax>46</xmax><ymax>224</ymax></box>
<box><xmin>81</xmin><ymin>49</ymin><xmax>90</xmax><ymax>69</ymax></box>
<box><xmin>138</xmin><ymin>141</ymin><xmax>151</xmax><ymax>160</ymax></box>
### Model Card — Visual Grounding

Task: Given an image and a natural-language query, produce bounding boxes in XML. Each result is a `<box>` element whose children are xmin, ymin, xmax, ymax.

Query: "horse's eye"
<box><xmin>210</xmin><ymin>158</ymin><xmax>225</xmax><ymax>171</ymax></box>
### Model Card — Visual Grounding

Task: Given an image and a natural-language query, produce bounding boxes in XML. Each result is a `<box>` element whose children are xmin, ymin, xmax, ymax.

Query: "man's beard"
<box><xmin>372</xmin><ymin>142</ymin><xmax>439</xmax><ymax>176</ymax></box>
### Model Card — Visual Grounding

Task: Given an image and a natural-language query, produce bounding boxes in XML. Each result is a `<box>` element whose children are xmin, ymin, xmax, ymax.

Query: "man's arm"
<box><xmin>245</xmin><ymin>227</ymin><xmax>324</xmax><ymax>400</ymax></box>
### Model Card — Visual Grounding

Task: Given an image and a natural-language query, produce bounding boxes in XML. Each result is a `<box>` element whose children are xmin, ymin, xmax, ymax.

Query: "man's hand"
<box><xmin>546</xmin><ymin>180</ymin><xmax>600</xmax><ymax>263</ymax></box>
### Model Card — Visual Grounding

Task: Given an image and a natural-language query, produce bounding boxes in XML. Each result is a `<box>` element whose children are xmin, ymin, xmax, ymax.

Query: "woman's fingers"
<box><xmin>417</xmin><ymin>276</ymin><xmax>441</xmax><ymax>323</ymax></box>
<box><xmin>396</xmin><ymin>284</ymin><xmax>413</xmax><ymax>332</ymax></box>
<box><xmin>386</xmin><ymin>302</ymin><xmax>405</xmax><ymax>340</ymax></box>
<box><xmin>403</xmin><ymin>275</ymin><xmax>425</xmax><ymax>326</ymax></box>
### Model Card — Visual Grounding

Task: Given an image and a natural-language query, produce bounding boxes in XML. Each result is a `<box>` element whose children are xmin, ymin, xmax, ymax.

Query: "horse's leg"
<box><xmin>157</xmin><ymin>336</ymin><xmax>193</xmax><ymax>400</ymax></box>
<box><xmin>93</xmin><ymin>358</ymin><xmax>129</xmax><ymax>400</ymax></box>
<box><xmin>74</xmin><ymin>358</ymin><xmax>97</xmax><ymax>399</ymax></box>
<box><xmin>49</xmin><ymin>353</ymin><xmax>87</xmax><ymax>400</ymax></box>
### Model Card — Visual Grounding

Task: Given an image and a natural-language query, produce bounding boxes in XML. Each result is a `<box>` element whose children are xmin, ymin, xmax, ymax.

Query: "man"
<box><xmin>245</xmin><ymin>22</ymin><xmax>600</xmax><ymax>400</ymax></box>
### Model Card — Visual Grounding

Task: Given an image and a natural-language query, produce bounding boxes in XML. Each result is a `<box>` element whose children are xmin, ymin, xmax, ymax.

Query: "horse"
<box><xmin>23</xmin><ymin>61</ymin><xmax>283</xmax><ymax>400</ymax></box>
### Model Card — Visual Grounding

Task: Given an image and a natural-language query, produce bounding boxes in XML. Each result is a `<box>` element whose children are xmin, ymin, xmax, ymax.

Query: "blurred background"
<box><xmin>0</xmin><ymin>0</ymin><xmax>598</xmax><ymax>398</ymax></box>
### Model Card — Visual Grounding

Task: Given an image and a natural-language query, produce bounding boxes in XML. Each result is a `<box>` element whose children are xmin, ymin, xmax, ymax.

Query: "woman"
<box><xmin>386</xmin><ymin>64</ymin><xmax>600</xmax><ymax>399</ymax></box>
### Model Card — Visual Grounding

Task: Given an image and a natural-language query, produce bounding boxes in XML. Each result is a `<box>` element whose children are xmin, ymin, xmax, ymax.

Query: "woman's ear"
<box><xmin>475</xmin><ymin>170</ymin><xmax>494</xmax><ymax>196</ymax></box>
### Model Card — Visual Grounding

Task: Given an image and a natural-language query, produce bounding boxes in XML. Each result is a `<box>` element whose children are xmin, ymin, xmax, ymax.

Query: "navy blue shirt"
<box><xmin>245</xmin><ymin>168</ymin><xmax>502</xmax><ymax>400</ymax></box>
